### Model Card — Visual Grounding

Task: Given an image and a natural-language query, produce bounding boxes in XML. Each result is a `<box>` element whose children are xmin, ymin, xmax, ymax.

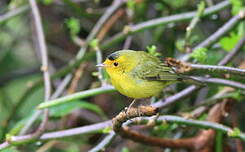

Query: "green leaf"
<box><xmin>49</xmin><ymin>100</ymin><xmax>105</xmax><ymax>117</ymax></box>
<box><xmin>89</xmin><ymin>39</ymin><xmax>99</xmax><ymax>49</ymax></box>
<box><xmin>228</xmin><ymin>127</ymin><xmax>241</xmax><ymax>137</ymax></box>
<box><xmin>102</xmin><ymin>127</ymin><xmax>112</xmax><ymax>134</ymax></box>
<box><xmin>1</xmin><ymin>147</ymin><xmax>20</xmax><ymax>152</ymax></box>
<box><xmin>146</xmin><ymin>45</ymin><xmax>161</xmax><ymax>57</ymax></box>
<box><xmin>191</xmin><ymin>47</ymin><xmax>208</xmax><ymax>63</ymax></box>
<box><xmin>65</xmin><ymin>17</ymin><xmax>80</xmax><ymax>36</ymax></box>
<box><xmin>7</xmin><ymin>119</ymin><xmax>26</xmax><ymax>136</ymax></box>
<box><xmin>219</xmin><ymin>32</ymin><xmax>241</xmax><ymax>51</ymax></box>
<box><xmin>121</xmin><ymin>147</ymin><xmax>130</xmax><ymax>152</ymax></box>
<box><xmin>127</xmin><ymin>0</ymin><xmax>136</xmax><ymax>11</ymax></box>
<box><xmin>229</xmin><ymin>0</ymin><xmax>244</xmax><ymax>15</ymax></box>
<box><xmin>42</xmin><ymin>0</ymin><xmax>54</xmax><ymax>5</ymax></box>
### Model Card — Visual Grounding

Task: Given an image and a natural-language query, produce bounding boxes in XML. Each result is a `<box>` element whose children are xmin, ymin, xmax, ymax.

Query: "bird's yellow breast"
<box><xmin>110</xmin><ymin>72</ymin><xmax>165</xmax><ymax>99</ymax></box>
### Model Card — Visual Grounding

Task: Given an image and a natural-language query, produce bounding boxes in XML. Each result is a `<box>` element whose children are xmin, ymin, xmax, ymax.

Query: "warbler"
<box><xmin>97</xmin><ymin>50</ymin><xmax>198</xmax><ymax>99</ymax></box>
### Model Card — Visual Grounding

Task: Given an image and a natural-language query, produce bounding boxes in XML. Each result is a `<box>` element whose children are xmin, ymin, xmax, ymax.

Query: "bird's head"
<box><xmin>97</xmin><ymin>50</ymin><xmax>139</xmax><ymax>76</ymax></box>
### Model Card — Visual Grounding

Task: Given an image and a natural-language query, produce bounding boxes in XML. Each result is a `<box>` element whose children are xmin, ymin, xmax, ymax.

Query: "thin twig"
<box><xmin>88</xmin><ymin>132</ymin><xmax>116</xmax><ymax>152</ymax></box>
<box><xmin>38</xmin><ymin>86</ymin><xmax>115</xmax><ymax>109</ymax></box>
<box><xmin>185</xmin><ymin>1</ymin><xmax>205</xmax><ymax>47</ymax></box>
<box><xmin>194</xmin><ymin>77</ymin><xmax>245</xmax><ymax>90</ymax></box>
<box><xmin>76</xmin><ymin>0</ymin><xmax>126</xmax><ymax>59</ymax></box>
<box><xmin>101</xmin><ymin>1</ymin><xmax>230</xmax><ymax>50</ymax></box>
<box><xmin>19</xmin><ymin>74</ymin><xmax>72</xmax><ymax>135</ymax></box>
<box><xmin>29</xmin><ymin>0</ymin><xmax>51</xmax><ymax>136</ymax></box>
<box><xmin>218</xmin><ymin>35</ymin><xmax>245</xmax><ymax>65</ymax></box>
<box><xmin>67</xmin><ymin>64</ymin><xmax>86</xmax><ymax>94</ymax></box>
<box><xmin>5</xmin><ymin>0</ymin><xmax>52</xmax><ymax>146</ymax></box>
<box><xmin>40</xmin><ymin>120</ymin><xmax>112</xmax><ymax>139</ymax></box>
<box><xmin>182</xmin><ymin>10</ymin><xmax>245</xmax><ymax>61</ymax></box>
<box><xmin>97</xmin><ymin>8</ymin><xmax>125</xmax><ymax>41</ymax></box>
<box><xmin>0</xmin><ymin>5</ymin><xmax>29</xmax><ymax>23</ymax></box>
<box><xmin>2</xmin><ymin>114</ymin><xmax>244</xmax><ymax>150</ymax></box>
<box><xmin>112</xmin><ymin>102</ymin><xmax>245</xmax><ymax>150</ymax></box>
<box><xmin>155</xmin><ymin>30</ymin><xmax>245</xmax><ymax>109</ymax></box>
<box><xmin>193</xmin><ymin>15</ymin><xmax>241</xmax><ymax>50</ymax></box>
<box><xmin>152</xmin><ymin>85</ymin><xmax>199</xmax><ymax>109</ymax></box>
<box><xmin>190</xmin><ymin>64</ymin><xmax>245</xmax><ymax>76</ymax></box>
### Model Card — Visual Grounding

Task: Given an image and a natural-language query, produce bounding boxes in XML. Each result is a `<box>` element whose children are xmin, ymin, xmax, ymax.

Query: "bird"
<box><xmin>97</xmin><ymin>50</ymin><xmax>200</xmax><ymax>107</ymax></box>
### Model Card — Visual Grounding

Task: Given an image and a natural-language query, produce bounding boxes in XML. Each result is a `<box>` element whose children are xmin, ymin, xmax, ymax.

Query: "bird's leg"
<box><xmin>124</xmin><ymin>99</ymin><xmax>136</xmax><ymax>119</ymax></box>
<box><xmin>128</xmin><ymin>99</ymin><xmax>136</xmax><ymax>111</ymax></box>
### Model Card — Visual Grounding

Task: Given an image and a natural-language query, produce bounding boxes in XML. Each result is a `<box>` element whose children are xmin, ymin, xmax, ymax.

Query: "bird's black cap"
<box><xmin>107</xmin><ymin>52</ymin><xmax>119</xmax><ymax>61</ymax></box>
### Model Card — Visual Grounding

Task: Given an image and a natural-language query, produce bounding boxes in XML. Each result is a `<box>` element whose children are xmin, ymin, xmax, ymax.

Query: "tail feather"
<box><xmin>179</xmin><ymin>75</ymin><xmax>206</xmax><ymax>86</ymax></box>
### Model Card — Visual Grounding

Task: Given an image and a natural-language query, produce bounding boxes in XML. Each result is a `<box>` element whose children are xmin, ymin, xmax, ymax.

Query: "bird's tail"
<box><xmin>178</xmin><ymin>75</ymin><xmax>206</xmax><ymax>86</ymax></box>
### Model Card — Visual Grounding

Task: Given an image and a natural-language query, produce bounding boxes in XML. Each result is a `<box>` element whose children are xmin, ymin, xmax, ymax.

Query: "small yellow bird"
<box><xmin>98</xmin><ymin>50</ymin><xmax>186</xmax><ymax>99</ymax></box>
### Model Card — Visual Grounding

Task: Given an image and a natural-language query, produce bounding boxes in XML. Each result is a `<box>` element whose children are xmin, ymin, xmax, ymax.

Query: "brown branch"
<box><xmin>112</xmin><ymin>101</ymin><xmax>233</xmax><ymax>151</ymax></box>
<box><xmin>67</xmin><ymin>63</ymin><xmax>87</xmax><ymax>94</ymax></box>
<box><xmin>97</xmin><ymin>8</ymin><xmax>125</xmax><ymax>41</ymax></box>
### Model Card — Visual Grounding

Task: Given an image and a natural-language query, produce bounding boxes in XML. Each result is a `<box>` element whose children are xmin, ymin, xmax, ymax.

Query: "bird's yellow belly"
<box><xmin>111</xmin><ymin>73</ymin><xmax>165</xmax><ymax>99</ymax></box>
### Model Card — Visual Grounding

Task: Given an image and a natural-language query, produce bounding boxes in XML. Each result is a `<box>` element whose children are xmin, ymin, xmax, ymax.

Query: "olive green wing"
<box><xmin>133</xmin><ymin>59</ymin><xmax>180</xmax><ymax>81</ymax></box>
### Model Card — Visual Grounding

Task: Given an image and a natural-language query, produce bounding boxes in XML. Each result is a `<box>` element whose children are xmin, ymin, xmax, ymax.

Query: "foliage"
<box><xmin>0</xmin><ymin>0</ymin><xmax>244</xmax><ymax>151</ymax></box>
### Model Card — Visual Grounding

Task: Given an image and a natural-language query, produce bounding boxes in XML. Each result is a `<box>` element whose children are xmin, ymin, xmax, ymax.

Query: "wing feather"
<box><xmin>132</xmin><ymin>52</ymin><xmax>179</xmax><ymax>81</ymax></box>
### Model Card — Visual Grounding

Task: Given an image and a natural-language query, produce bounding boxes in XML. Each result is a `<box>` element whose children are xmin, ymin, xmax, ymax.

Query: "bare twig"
<box><xmin>3</xmin><ymin>0</ymin><xmax>52</xmax><ymax>147</ymax></box>
<box><xmin>152</xmin><ymin>85</ymin><xmax>199</xmax><ymax>109</ymax></box>
<box><xmin>40</xmin><ymin>120</ymin><xmax>112</xmax><ymax>139</ymax></box>
<box><xmin>97</xmin><ymin>8</ymin><xmax>125</xmax><ymax>41</ymax></box>
<box><xmin>1</xmin><ymin>103</ymin><xmax>244</xmax><ymax>150</ymax></box>
<box><xmin>190</xmin><ymin>64</ymin><xmax>245</xmax><ymax>76</ymax></box>
<box><xmin>19</xmin><ymin>74</ymin><xmax>72</xmax><ymax>135</ymax></box>
<box><xmin>28</xmin><ymin>0</ymin><xmax>51</xmax><ymax>136</ymax></box>
<box><xmin>101</xmin><ymin>1</ymin><xmax>230</xmax><ymax>50</ymax></box>
<box><xmin>185</xmin><ymin>1</ymin><xmax>205</xmax><ymax>47</ymax></box>
<box><xmin>182</xmin><ymin>10</ymin><xmax>245</xmax><ymax>61</ymax></box>
<box><xmin>88</xmin><ymin>132</ymin><xmax>116</xmax><ymax>152</ymax></box>
<box><xmin>193</xmin><ymin>77</ymin><xmax>245</xmax><ymax>90</ymax></box>
<box><xmin>112</xmin><ymin>101</ymin><xmax>245</xmax><ymax>150</ymax></box>
<box><xmin>67</xmin><ymin>64</ymin><xmax>86</xmax><ymax>94</ymax></box>
<box><xmin>76</xmin><ymin>0</ymin><xmax>126</xmax><ymax>59</ymax></box>
<box><xmin>166</xmin><ymin>57</ymin><xmax>245</xmax><ymax>76</ymax></box>
<box><xmin>0</xmin><ymin>5</ymin><xmax>29</xmax><ymax>23</ymax></box>
<box><xmin>38</xmin><ymin>86</ymin><xmax>115</xmax><ymax>109</ymax></box>
<box><xmin>218</xmin><ymin>35</ymin><xmax>245</xmax><ymax>65</ymax></box>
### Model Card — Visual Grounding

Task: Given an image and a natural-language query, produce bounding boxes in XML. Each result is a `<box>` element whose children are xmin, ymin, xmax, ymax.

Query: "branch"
<box><xmin>88</xmin><ymin>132</ymin><xmax>116</xmax><ymax>152</ymax></box>
<box><xmin>193</xmin><ymin>77</ymin><xmax>245</xmax><ymax>90</ymax></box>
<box><xmin>101</xmin><ymin>1</ymin><xmax>230</xmax><ymax>50</ymax></box>
<box><xmin>190</xmin><ymin>64</ymin><xmax>245</xmax><ymax>76</ymax></box>
<box><xmin>76</xmin><ymin>0</ymin><xmax>126</xmax><ymax>59</ymax></box>
<box><xmin>3</xmin><ymin>0</ymin><xmax>52</xmax><ymax>147</ymax></box>
<box><xmin>112</xmin><ymin>102</ymin><xmax>245</xmax><ymax>150</ymax></box>
<box><xmin>218</xmin><ymin>35</ymin><xmax>245</xmax><ymax>65</ymax></box>
<box><xmin>1</xmin><ymin>103</ymin><xmax>244</xmax><ymax>150</ymax></box>
<box><xmin>19</xmin><ymin>74</ymin><xmax>72</xmax><ymax>135</ymax></box>
<box><xmin>166</xmin><ymin>57</ymin><xmax>245</xmax><ymax>76</ymax></box>
<box><xmin>37</xmin><ymin>86</ymin><xmax>115</xmax><ymax>109</ymax></box>
<box><xmin>182</xmin><ymin>9</ymin><xmax>245</xmax><ymax>61</ymax></box>
<box><xmin>0</xmin><ymin>5</ymin><xmax>29</xmax><ymax>23</ymax></box>
<box><xmin>152</xmin><ymin>85</ymin><xmax>199</xmax><ymax>109</ymax></box>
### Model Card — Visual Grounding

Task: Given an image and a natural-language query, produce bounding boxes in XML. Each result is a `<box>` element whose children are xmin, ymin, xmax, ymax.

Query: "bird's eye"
<box><xmin>113</xmin><ymin>62</ymin><xmax>118</xmax><ymax>66</ymax></box>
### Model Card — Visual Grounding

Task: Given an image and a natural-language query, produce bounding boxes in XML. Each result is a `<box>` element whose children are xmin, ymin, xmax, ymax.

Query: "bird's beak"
<box><xmin>96</xmin><ymin>63</ymin><xmax>106</xmax><ymax>67</ymax></box>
